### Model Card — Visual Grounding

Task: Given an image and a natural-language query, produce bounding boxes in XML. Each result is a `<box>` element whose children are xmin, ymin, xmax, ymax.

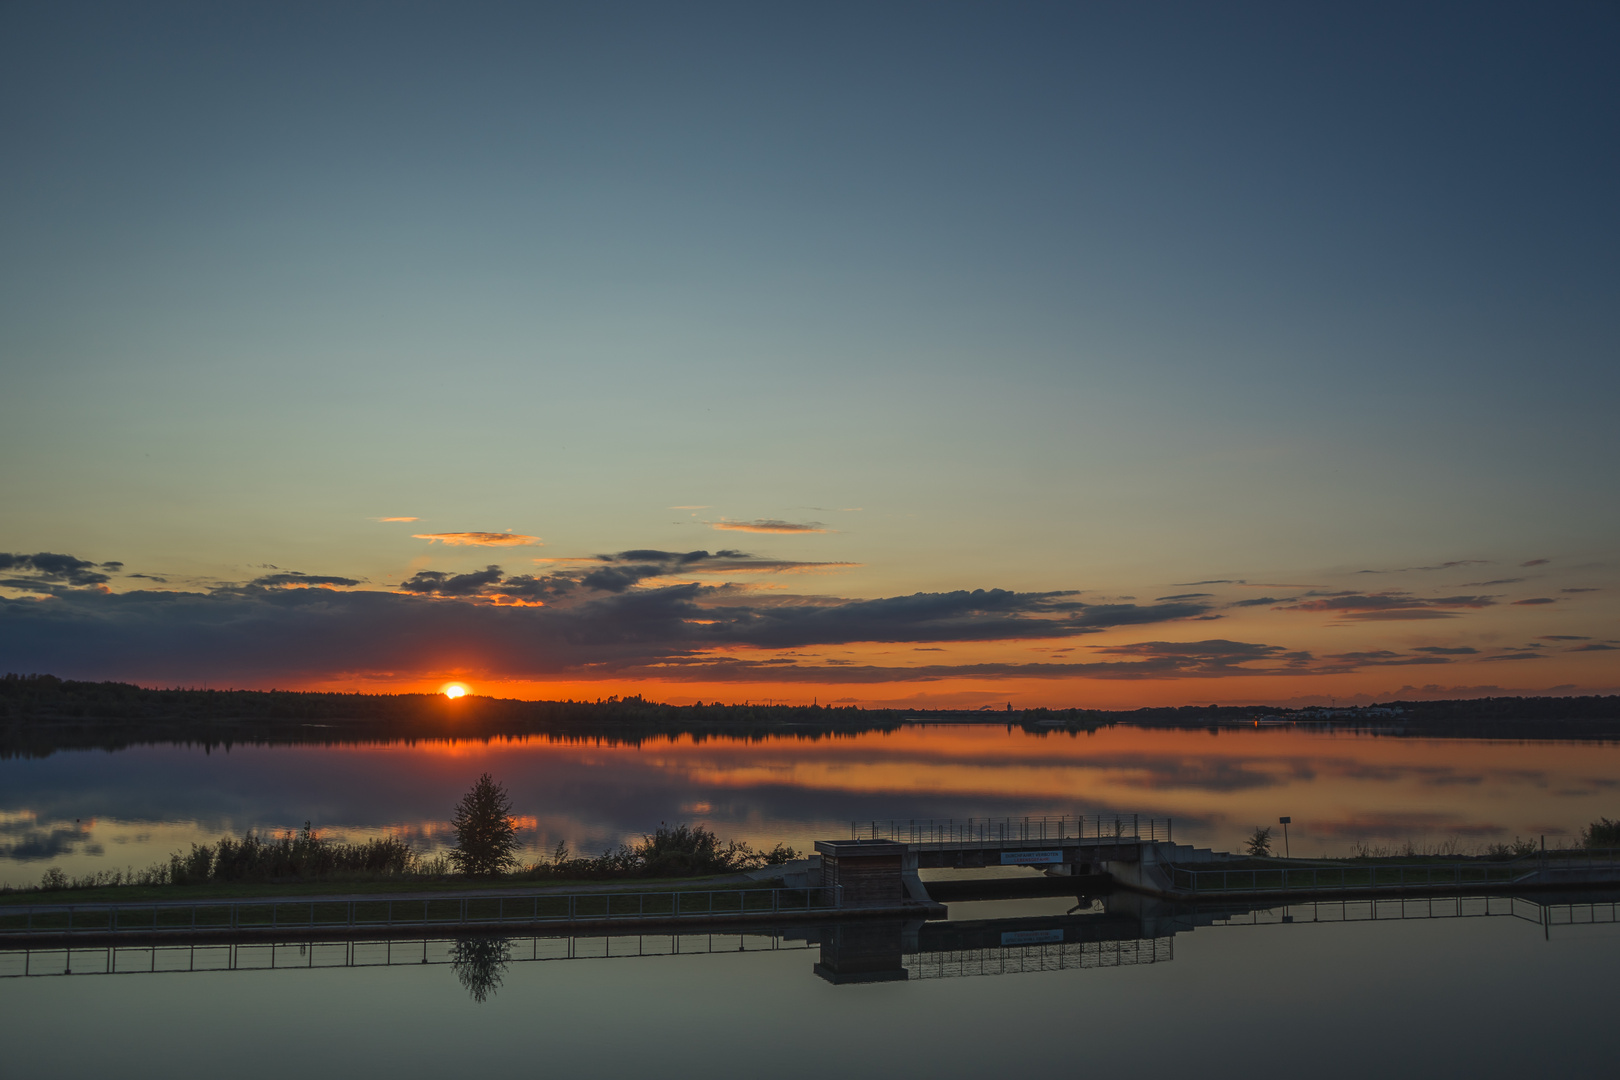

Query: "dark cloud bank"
<box><xmin>0</xmin><ymin>548</ymin><xmax>1556</xmax><ymax>687</ymax></box>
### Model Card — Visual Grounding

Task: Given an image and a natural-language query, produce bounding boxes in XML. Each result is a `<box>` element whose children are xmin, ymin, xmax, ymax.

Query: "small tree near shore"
<box><xmin>1245</xmin><ymin>826</ymin><xmax>1273</xmax><ymax>857</ymax></box>
<box><xmin>450</xmin><ymin>773</ymin><xmax>520</xmax><ymax>877</ymax></box>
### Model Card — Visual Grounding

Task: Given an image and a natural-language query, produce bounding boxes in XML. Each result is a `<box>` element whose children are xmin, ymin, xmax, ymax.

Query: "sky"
<box><xmin>2</xmin><ymin>1</ymin><xmax>1616</xmax><ymax>708</ymax></box>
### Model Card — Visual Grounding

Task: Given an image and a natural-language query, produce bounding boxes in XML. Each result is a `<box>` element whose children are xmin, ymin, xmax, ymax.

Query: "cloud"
<box><xmin>1356</xmin><ymin>560</ymin><xmax>1491</xmax><ymax>575</ymax></box>
<box><xmin>1512</xmin><ymin>597</ymin><xmax>1556</xmax><ymax>606</ymax></box>
<box><xmin>1541</xmin><ymin>635</ymin><xmax>1589</xmax><ymax>641</ymax></box>
<box><xmin>1521</xmin><ymin>558</ymin><xmax>1550</xmax><ymax>567</ymax></box>
<box><xmin>669</xmin><ymin>505</ymin><xmax>711</xmax><ymax>510</ymax></box>
<box><xmin>1462</xmin><ymin>578</ymin><xmax>1525</xmax><ymax>586</ymax></box>
<box><xmin>1562</xmin><ymin>587</ymin><xmax>1601</xmax><ymax>594</ymax></box>
<box><xmin>1171</xmin><ymin>579</ymin><xmax>1243</xmax><ymax>586</ymax></box>
<box><xmin>250</xmin><ymin>572</ymin><xmax>361</xmax><ymax>589</ymax></box>
<box><xmin>1412</xmin><ymin>646</ymin><xmax>1479</xmax><ymax>655</ymax></box>
<box><xmin>1319</xmin><ymin>650</ymin><xmax>1455</xmax><ymax>668</ymax></box>
<box><xmin>1156</xmin><ymin>593</ymin><xmax>1213</xmax><ymax>602</ymax></box>
<box><xmin>1228</xmin><ymin>597</ymin><xmax>1282</xmax><ymax>608</ymax></box>
<box><xmin>0</xmin><ymin>550</ymin><xmax>1222</xmax><ymax>685</ymax></box>
<box><xmin>375</xmin><ymin>517</ymin><xmax>419</xmax><ymax>522</ymax></box>
<box><xmin>1282</xmin><ymin>592</ymin><xmax>1495</xmax><ymax>620</ymax></box>
<box><xmin>710</xmin><ymin>519</ymin><xmax>829</xmax><ymax>534</ymax></box>
<box><xmin>0</xmin><ymin>552</ymin><xmax>121</xmax><ymax>589</ymax></box>
<box><xmin>1570</xmin><ymin>643</ymin><xmax>1619</xmax><ymax>652</ymax></box>
<box><xmin>413</xmin><ymin>532</ymin><xmax>541</xmax><ymax>546</ymax></box>
<box><xmin>399</xmin><ymin>566</ymin><xmax>506</xmax><ymax>597</ymax></box>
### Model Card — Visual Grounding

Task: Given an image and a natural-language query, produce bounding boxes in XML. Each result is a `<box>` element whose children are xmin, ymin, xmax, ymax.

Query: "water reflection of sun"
<box><xmin>441</xmin><ymin>683</ymin><xmax>469</xmax><ymax>699</ymax></box>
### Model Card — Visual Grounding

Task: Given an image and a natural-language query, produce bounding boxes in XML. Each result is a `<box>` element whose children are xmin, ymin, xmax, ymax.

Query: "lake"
<box><xmin>3</xmin><ymin>891</ymin><xmax>1616</xmax><ymax>1079</ymax></box>
<box><xmin>4</xmin><ymin>723</ymin><xmax>1617</xmax><ymax>888</ymax></box>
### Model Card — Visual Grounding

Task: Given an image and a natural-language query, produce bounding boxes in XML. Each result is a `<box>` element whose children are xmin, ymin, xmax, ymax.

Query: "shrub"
<box><xmin>1244</xmin><ymin>826</ymin><xmax>1273</xmax><ymax>857</ymax></box>
<box><xmin>1582</xmin><ymin>817</ymin><xmax>1620</xmax><ymax>848</ymax></box>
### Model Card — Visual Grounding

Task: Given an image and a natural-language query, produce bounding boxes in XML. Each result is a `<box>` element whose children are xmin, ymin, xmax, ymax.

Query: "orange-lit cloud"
<box><xmin>711</xmin><ymin>519</ymin><xmax>828</xmax><ymax>534</ymax></box>
<box><xmin>413</xmin><ymin>532</ymin><xmax>541</xmax><ymax>546</ymax></box>
<box><xmin>376</xmin><ymin>516</ymin><xmax>419</xmax><ymax>522</ymax></box>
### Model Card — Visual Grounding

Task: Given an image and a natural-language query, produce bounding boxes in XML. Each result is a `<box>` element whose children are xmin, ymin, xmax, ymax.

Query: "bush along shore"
<box><xmin>9</xmin><ymin>823</ymin><xmax>797</xmax><ymax>899</ymax></box>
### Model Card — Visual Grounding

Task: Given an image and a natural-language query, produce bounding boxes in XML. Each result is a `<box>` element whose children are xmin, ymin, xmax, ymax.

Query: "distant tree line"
<box><xmin>3</xmin><ymin>674</ymin><xmax>1618</xmax><ymax>761</ymax></box>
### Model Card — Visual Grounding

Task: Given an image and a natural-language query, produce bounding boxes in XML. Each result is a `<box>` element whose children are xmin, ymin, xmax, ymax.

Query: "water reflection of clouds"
<box><xmin>2</xmin><ymin>728</ymin><xmax>1618</xmax><ymax>885</ymax></box>
<box><xmin>0</xmin><ymin>815</ymin><xmax>100</xmax><ymax>861</ymax></box>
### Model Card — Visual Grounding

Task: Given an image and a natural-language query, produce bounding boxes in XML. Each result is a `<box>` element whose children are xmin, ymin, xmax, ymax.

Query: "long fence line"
<box><xmin>0</xmin><ymin>886</ymin><xmax>839</xmax><ymax>939</ymax></box>
<box><xmin>1208</xmin><ymin>894</ymin><xmax>1620</xmax><ymax>929</ymax></box>
<box><xmin>1167</xmin><ymin>861</ymin><xmax>1534</xmax><ymax>895</ymax></box>
<box><xmin>907</xmin><ymin>937</ymin><xmax>1172</xmax><ymax>980</ymax></box>
<box><xmin>853</xmin><ymin>815</ymin><xmax>1172</xmax><ymax>845</ymax></box>
<box><xmin>0</xmin><ymin>930</ymin><xmax>810</xmax><ymax>980</ymax></box>
<box><xmin>1167</xmin><ymin>847</ymin><xmax>1620</xmax><ymax>895</ymax></box>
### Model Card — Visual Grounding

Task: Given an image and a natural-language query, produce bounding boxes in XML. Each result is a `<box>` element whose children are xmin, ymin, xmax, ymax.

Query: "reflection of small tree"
<box><xmin>1245</xmin><ymin>826</ymin><xmax>1273</xmax><ymax>857</ymax></box>
<box><xmin>451</xmin><ymin>936</ymin><xmax>512</xmax><ymax>1003</ymax></box>
<box><xmin>450</xmin><ymin>773</ymin><xmax>520</xmax><ymax>877</ymax></box>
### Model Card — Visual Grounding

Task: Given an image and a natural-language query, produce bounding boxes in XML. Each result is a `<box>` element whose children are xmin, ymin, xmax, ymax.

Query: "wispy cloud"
<box><xmin>413</xmin><ymin>532</ymin><xmax>541</xmax><ymax>546</ymax></box>
<box><xmin>0</xmin><ymin>552</ymin><xmax>123</xmax><ymax>591</ymax></box>
<box><xmin>1281</xmin><ymin>592</ymin><xmax>1495</xmax><ymax>621</ymax></box>
<box><xmin>250</xmin><ymin>572</ymin><xmax>361</xmax><ymax>589</ymax></box>
<box><xmin>1512</xmin><ymin>597</ymin><xmax>1556</xmax><ymax>606</ymax></box>
<box><xmin>1356</xmin><ymin>559</ymin><xmax>1491</xmax><ymax>575</ymax></box>
<box><xmin>711</xmin><ymin>519</ymin><xmax>829</xmax><ymax>534</ymax></box>
<box><xmin>669</xmin><ymin>505</ymin><xmax>711</xmax><ymax>510</ymax></box>
<box><xmin>1522</xmin><ymin>558</ymin><xmax>1550</xmax><ymax>567</ymax></box>
<box><xmin>375</xmin><ymin>517</ymin><xmax>419</xmax><ymax>523</ymax></box>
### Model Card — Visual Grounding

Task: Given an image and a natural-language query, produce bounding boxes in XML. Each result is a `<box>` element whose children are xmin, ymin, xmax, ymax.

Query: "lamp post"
<box><xmin>1278</xmin><ymin>816</ymin><xmax>1292</xmax><ymax>859</ymax></box>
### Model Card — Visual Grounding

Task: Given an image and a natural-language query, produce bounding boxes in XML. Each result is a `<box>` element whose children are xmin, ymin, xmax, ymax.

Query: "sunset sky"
<box><xmin>2</xmin><ymin>2</ymin><xmax>1616</xmax><ymax>707</ymax></box>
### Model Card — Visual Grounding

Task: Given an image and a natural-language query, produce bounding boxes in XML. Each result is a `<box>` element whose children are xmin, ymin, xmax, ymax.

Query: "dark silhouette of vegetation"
<box><xmin>527</xmin><ymin>825</ymin><xmax>797</xmax><ymax>882</ymax></box>
<box><xmin>1582</xmin><ymin>817</ymin><xmax>1620</xmax><ymax>847</ymax></box>
<box><xmin>6</xmin><ymin>673</ymin><xmax>1619</xmax><ymax>761</ymax></box>
<box><xmin>166</xmin><ymin>824</ymin><xmax>418</xmax><ymax>884</ymax></box>
<box><xmin>450</xmin><ymin>774</ymin><xmax>520</xmax><ymax>877</ymax></box>
<box><xmin>1244</xmin><ymin>826</ymin><xmax>1273</xmax><ymax>857</ymax></box>
<box><xmin>451</xmin><ymin>936</ymin><xmax>512</xmax><ymax>1003</ymax></box>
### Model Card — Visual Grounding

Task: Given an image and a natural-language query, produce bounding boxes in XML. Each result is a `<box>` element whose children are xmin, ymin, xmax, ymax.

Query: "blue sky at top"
<box><xmin>2</xmin><ymin>2</ymin><xmax>1616</xmax><ymax>703</ymax></box>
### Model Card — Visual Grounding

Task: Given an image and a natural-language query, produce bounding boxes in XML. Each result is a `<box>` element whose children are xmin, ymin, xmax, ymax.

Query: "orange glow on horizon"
<box><xmin>442</xmin><ymin>683</ymin><xmax>469</xmax><ymax>699</ymax></box>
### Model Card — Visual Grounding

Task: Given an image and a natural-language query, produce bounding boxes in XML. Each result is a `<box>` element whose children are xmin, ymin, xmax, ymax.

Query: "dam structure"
<box><xmin>5</xmin><ymin>814</ymin><xmax>1618</xmax><ymax>947</ymax></box>
<box><xmin>819</xmin><ymin>815</ymin><xmax>1620</xmax><ymax>907</ymax></box>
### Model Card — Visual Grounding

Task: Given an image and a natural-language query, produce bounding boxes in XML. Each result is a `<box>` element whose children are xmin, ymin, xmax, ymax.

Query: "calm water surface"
<box><xmin>3</xmin><ymin>894</ymin><xmax>1615</xmax><ymax>1079</ymax></box>
<box><xmin>4</xmin><ymin>724</ymin><xmax>1619</xmax><ymax>888</ymax></box>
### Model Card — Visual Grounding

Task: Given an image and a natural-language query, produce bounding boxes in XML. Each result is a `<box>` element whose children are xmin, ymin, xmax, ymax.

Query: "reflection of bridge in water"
<box><xmin>5</xmin><ymin>890</ymin><xmax>1614</xmax><ymax>996</ymax></box>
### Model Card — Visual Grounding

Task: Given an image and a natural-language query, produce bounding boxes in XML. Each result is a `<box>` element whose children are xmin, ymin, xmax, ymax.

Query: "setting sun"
<box><xmin>442</xmin><ymin>683</ymin><xmax>468</xmax><ymax>699</ymax></box>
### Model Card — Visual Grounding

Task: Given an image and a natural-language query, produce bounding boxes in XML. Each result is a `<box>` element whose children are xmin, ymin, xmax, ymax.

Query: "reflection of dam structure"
<box><xmin>5</xmin><ymin>891</ymin><xmax>1613</xmax><ymax>997</ymax></box>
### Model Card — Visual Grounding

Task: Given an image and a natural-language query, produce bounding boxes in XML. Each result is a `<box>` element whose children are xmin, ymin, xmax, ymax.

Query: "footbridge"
<box><xmin>815</xmin><ymin>815</ymin><xmax>1217</xmax><ymax>906</ymax></box>
<box><xmin>814</xmin><ymin>815</ymin><xmax>1620</xmax><ymax>905</ymax></box>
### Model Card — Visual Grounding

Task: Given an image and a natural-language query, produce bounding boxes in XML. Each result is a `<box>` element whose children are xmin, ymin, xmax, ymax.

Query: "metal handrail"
<box><xmin>1167</xmin><ymin>860</ymin><xmax>1541</xmax><ymax>895</ymax></box>
<box><xmin>0</xmin><ymin>886</ymin><xmax>842</xmax><ymax>939</ymax></box>
<box><xmin>851</xmin><ymin>814</ymin><xmax>1173</xmax><ymax>846</ymax></box>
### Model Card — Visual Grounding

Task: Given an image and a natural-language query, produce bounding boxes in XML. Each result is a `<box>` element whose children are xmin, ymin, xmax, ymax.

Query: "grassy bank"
<box><xmin>0</xmin><ymin>871</ymin><xmax>786</xmax><ymax>908</ymax></box>
<box><xmin>2</xmin><ymin>821</ymin><xmax>799</xmax><ymax>906</ymax></box>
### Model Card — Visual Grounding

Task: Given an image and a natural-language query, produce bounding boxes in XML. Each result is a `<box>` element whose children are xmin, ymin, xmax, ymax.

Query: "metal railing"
<box><xmin>0</xmin><ymin>886</ymin><xmax>837</xmax><ymax>939</ymax></box>
<box><xmin>908</xmin><ymin>937</ymin><xmax>1172</xmax><ymax>979</ymax></box>
<box><xmin>1206</xmin><ymin>894</ymin><xmax>1620</xmax><ymax>929</ymax></box>
<box><xmin>1167</xmin><ymin>861</ymin><xmax>1536</xmax><ymax>895</ymax></box>
<box><xmin>0</xmin><ymin>930</ymin><xmax>812</xmax><ymax>980</ymax></box>
<box><xmin>852</xmin><ymin>814</ymin><xmax>1172</xmax><ymax>846</ymax></box>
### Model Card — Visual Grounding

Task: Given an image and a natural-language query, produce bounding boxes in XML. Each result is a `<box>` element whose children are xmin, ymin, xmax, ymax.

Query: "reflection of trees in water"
<box><xmin>451</xmin><ymin>936</ymin><xmax>512</xmax><ymax>1003</ymax></box>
